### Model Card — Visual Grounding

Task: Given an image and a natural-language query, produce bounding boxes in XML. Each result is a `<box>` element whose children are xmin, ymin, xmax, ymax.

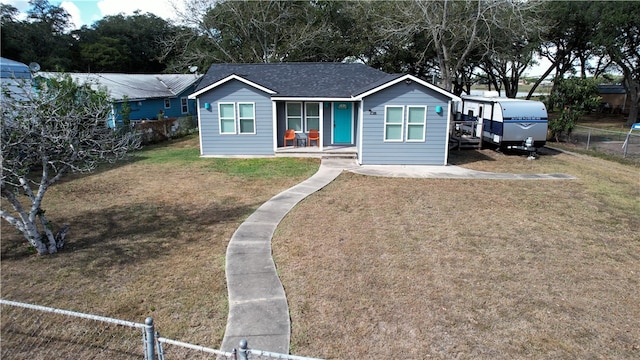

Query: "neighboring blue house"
<box><xmin>189</xmin><ymin>63</ymin><xmax>461</xmax><ymax>165</ymax></box>
<box><xmin>0</xmin><ymin>57</ymin><xmax>32</xmax><ymax>96</ymax></box>
<box><xmin>40</xmin><ymin>73</ymin><xmax>202</xmax><ymax>127</ymax></box>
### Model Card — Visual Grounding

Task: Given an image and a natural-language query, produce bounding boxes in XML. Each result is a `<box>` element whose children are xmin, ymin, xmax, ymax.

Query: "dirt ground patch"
<box><xmin>273</xmin><ymin>149</ymin><xmax>639</xmax><ymax>359</ymax></box>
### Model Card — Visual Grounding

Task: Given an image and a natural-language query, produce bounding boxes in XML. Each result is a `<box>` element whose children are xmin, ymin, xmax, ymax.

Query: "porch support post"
<box><xmin>272</xmin><ymin>100</ymin><xmax>278</xmax><ymax>152</ymax></box>
<box><xmin>357</xmin><ymin>99</ymin><xmax>364</xmax><ymax>165</ymax></box>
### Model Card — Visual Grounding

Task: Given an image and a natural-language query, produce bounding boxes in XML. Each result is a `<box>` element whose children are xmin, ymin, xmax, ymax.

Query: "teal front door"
<box><xmin>333</xmin><ymin>102</ymin><xmax>352</xmax><ymax>143</ymax></box>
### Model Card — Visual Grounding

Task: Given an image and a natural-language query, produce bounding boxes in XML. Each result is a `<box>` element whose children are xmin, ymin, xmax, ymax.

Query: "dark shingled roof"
<box><xmin>597</xmin><ymin>84</ymin><xmax>626</xmax><ymax>94</ymax></box>
<box><xmin>195</xmin><ymin>62</ymin><xmax>391</xmax><ymax>98</ymax></box>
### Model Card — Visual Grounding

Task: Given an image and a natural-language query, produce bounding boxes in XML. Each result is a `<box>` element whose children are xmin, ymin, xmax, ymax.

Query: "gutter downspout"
<box><xmin>357</xmin><ymin>100</ymin><xmax>364</xmax><ymax>165</ymax></box>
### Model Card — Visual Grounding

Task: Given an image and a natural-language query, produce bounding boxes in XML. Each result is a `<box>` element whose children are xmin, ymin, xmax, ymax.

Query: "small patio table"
<box><xmin>295</xmin><ymin>133</ymin><xmax>307</xmax><ymax>147</ymax></box>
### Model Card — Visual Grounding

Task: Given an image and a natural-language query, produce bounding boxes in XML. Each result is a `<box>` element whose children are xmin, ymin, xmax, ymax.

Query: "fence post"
<box><xmin>145</xmin><ymin>317</ymin><xmax>155</xmax><ymax>360</ymax></box>
<box><xmin>586</xmin><ymin>129</ymin><xmax>591</xmax><ymax>150</ymax></box>
<box><xmin>238</xmin><ymin>339</ymin><xmax>249</xmax><ymax>360</ymax></box>
<box><xmin>623</xmin><ymin>132</ymin><xmax>630</xmax><ymax>158</ymax></box>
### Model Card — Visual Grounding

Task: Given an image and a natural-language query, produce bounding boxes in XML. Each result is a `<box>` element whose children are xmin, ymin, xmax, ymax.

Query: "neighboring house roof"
<box><xmin>597</xmin><ymin>84</ymin><xmax>626</xmax><ymax>94</ymax></box>
<box><xmin>39</xmin><ymin>72</ymin><xmax>202</xmax><ymax>101</ymax></box>
<box><xmin>192</xmin><ymin>62</ymin><xmax>391</xmax><ymax>99</ymax></box>
<box><xmin>0</xmin><ymin>57</ymin><xmax>31</xmax><ymax>79</ymax></box>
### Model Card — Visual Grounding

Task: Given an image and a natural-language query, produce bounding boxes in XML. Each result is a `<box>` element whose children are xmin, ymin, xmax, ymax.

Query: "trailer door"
<box><xmin>476</xmin><ymin>105</ymin><xmax>484</xmax><ymax>137</ymax></box>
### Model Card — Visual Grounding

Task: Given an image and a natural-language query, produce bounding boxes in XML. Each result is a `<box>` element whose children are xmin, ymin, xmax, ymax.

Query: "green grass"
<box><xmin>204</xmin><ymin>158</ymin><xmax>319</xmax><ymax>178</ymax></box>
<box><xmin>130</xmin><ymin>135</ymin><xmax>319</xmax><ymax>178</ymax></box>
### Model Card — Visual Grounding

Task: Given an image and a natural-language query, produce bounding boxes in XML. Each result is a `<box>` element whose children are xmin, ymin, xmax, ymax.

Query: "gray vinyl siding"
<box><xmin>360</xmin><ymin>82</ymin><xmax>451</xmax><ymax>165</ymax></box>
<box><xmin>198</xmin><ymin>80</ymin><xmax>274</xmax><ymax>155</ymax></box>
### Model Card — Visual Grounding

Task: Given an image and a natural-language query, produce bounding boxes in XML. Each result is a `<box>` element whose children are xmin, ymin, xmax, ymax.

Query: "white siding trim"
<box><xmin>272</xmin><ymin>101</ymin><xmax>278</xmax><ymax>153</ymax></box>
<box><xmin>354</xmin><ymin>74</ymin><xmax>462</xmax><ymax>102</ymax></box>
<box><xmin>197</xmin><ymin>98</ymin><xmax>204</xmax><ymax>156</ymax></box>
<box><xmin>189</xmin><ymin>74</ymin><xmax>276</xmax><ymax>99</ymax></box>
<box><xmin>357</xmin><ymin>100</ymin><xmax>364</xmax><ymax>165</ymax></box>
<box><xmin>444</xmin><ymin>101</ymin><xmax>452</xmax><ymax>165</ymax></box>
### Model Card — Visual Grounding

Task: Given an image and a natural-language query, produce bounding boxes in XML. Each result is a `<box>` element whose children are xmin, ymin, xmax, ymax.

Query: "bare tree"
<box><xmin>379</xmin><ymin>0</ymin><xmax>543</xmax><ymax>94</ymax></box>
<box><xmin>1</xmin><ymin>74</ymin><xmax>140</xmax><ymax>255</ymax></box>
<box><xmin>479</xmin><ymin>2</ymin><xmax>544</xmax><ymax>98</ymax></box>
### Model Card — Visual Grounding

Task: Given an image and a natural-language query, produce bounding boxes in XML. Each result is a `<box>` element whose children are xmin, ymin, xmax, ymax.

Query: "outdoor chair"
<box><xmin>284</xmin><ymin>129</ymin><xmax>296</xmax><ymax>147</ymax></box>
<box><xmin>308</xmin><ymin>129</ymin><xmax>320</xmax><ymax>147</ymax></box>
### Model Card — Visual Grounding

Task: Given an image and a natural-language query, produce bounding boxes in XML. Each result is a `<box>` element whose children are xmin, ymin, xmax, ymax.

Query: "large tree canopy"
<box><xmin>1</xmin><ymin>75</ymin><xmax>141</xmax><ymax>255</ymax></box>
<box><xmin>595</xmin><ymin>1</ymin><xmax>640</xmax><ymax>126</ymax></box>
<box><xmin>73</xmin><ymin>11</ymin><xmax>175</xmax><ymax>73</ymax></box>
<box><xmin>0</xmin><ymin>0</ymin><xmax>74</xmax><ymax>71</ymax></box>
<box><xmin>1</xmin><ymin>0</ymin><xmax>636</xmax><ymax>107</ymax></box>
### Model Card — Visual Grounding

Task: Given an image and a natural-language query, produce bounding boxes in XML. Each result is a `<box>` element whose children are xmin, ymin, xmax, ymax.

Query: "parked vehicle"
<box><xmin>455</xmin><ymin>92</ymin><xmax>548</xmax><ymax>155</ymax></box>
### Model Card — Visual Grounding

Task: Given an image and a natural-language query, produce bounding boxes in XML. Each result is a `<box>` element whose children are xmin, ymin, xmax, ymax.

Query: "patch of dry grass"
<box><xmin>3</xmin><ymin>133</ymin><xmax>639</xmax><ymax>359</ymax></box>
<box><xmin>273</xmin><ymin>149</ymin><xmax>639</xmax><ymax>359</ymax></box>
<box><xmin>1</xmin><ymin>136</ymin><xmax>319</xmax><ymax>347</ymax></box>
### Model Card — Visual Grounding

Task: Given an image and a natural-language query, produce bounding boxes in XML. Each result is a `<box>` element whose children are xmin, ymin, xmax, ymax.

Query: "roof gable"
<box><xmin>189</xmin><ymin>74</ymin><xmax>277</xmax><ymax>99</ymax></box>
<box><xmin>354</xmin><ymin>74</ymin><xmax>461</xmax><ymax>102</ymax></box>
<box><xmin>194</xmin><ymin>63</ymin><xmax>390</xmax><ymax>98</ymax></box>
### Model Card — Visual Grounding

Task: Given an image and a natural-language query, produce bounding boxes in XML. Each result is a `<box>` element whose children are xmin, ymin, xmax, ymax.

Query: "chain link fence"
<box><xmin>569</xmin><ymin>125</ymin><xmax>640</xmax><ymax>159</ymax></box>
<box><xmin>1</xmin><ymin>299</ymin><xmax>149</xmax><ymax>360</ymax></box>
<box><xmin>1</xmin><ymin>299</ymin><xmax>322</xmax><ymax>360</ymax></box>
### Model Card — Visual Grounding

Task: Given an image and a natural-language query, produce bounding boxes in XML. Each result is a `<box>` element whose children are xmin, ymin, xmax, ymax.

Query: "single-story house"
<box><xmin>597</xmin><ymin>84</ymin><xmax>631</xmax><ymax>114</ymax></box>
<box><xmin>39</xmin><ymin>72</ymin><xmax>202</xmax><ymax>127</ymax></box>
<box><xmin>189</xmin><ymin>63</ymin><xmax>461</xmax><ymax>165</ymax></box>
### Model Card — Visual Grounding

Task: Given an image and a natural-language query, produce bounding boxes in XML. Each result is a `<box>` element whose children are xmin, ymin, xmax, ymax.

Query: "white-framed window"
<box><xmin>164</xmin><ymin>98</ymin><xmax>171</xmax><ymax>109</ymax></box>
<box><xmin>238</xmin><ymin>102</ymin><xmax>256</xmax><ymax>134</ymax></box>
<box><xmin>218</xmin><ymin>102</ymin><xmax>256</xmax><ymax>135</ymax></box>
<box><xmin>384</xmin><ymin>106</ymin><xmax>404</xmax><ymax>141</ymax></box>
<box><xmin>218</xmin><ymin>102</ymin><xmax>236</xmax><ymax>134</ymax></box>
<box><xmin>305</xmin><ymin>102</ymin><xmax>320</xmax><ymax>131</ymax></box>
<box><xmin>286</xmin><ymin>102</ymin><xmax>302</xmax><ymax>132</ymax></box>
<box><xmin>181</xmin><ymin>97</ymin><xmax>188</xmax><ymax>114</ymax></box>
<box><xmin>406</xmin><ymin>106</ymin><xmax>426</xmax><ymax>141</ymax></box>
<box><xmin>384</xmin><ymin>105</ymin><xmax>428</xmax><ymax>142</ymax></box>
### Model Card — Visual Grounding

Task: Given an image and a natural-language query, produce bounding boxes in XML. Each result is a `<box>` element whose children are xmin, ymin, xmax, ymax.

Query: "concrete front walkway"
<box><xmin>220</xmin><ymin>158</ymin><xmax>575</xmax><ymax>353</ymax></box>
<box><xmin>220</xmin><ymin>158</ymin><xmax>353</xmax><ymax>353</ymax></box>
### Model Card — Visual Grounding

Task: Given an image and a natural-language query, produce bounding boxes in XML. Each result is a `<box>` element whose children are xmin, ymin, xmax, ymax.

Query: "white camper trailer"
<box><xmin>456</xmin><ymin>92</ymin><xmax>548</xmax><ymax>154</ymax></box>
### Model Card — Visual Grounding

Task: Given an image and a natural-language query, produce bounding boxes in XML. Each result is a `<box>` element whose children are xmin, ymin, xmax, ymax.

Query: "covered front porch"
<box><xmin>274</xmin><ymin>100</ymin><xmax>358</xmax><ymax>149</ymax></box>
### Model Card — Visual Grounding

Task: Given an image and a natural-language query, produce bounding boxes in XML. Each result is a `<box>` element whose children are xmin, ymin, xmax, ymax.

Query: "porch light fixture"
<box><xmin>369</xmin><ymin>109</ymin><xmax>377</xmax><ymax>115</ymax></box>
<box><xmin>435</xmin><ymin>105</ymin><xmax>443</xmax><ymax>114</ymax></box>
<box><xmin>204</xmin><ymin>102</ymin><xmax>210</xmax><ymax>110</ymax></box>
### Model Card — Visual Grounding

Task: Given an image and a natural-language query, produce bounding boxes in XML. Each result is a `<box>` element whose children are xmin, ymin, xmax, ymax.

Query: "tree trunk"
<box><xmin>25</xmin><ymin>222</ymin><xmax>50</xmax><ymax>255</ymax></box>
<box><xmin>526</xmin><ymin>62</ymin><xmax>556</xmax><ymax>100</ymax></box>
<box><xmin>625</xmin><ymin>78</ymin><xmax>639</xmax><ymax>127</ymax></box>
